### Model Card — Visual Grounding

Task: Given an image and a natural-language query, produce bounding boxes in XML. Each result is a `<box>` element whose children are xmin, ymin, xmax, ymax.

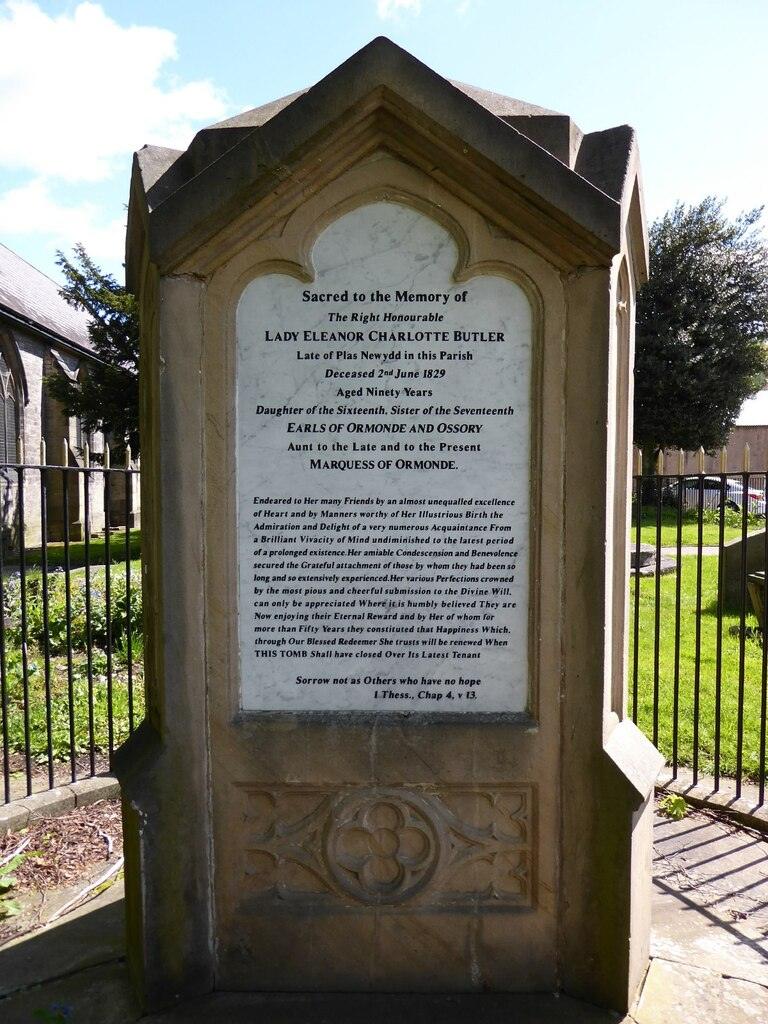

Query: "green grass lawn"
<box><xmin>5</xmin><ymin>530</ymin><xmax>141</xmax><ymax>570</ymax></box>
<box><xmin>630</xmin><ymin>506</ymin><xmax>762</xmax><ymax>547</ymax></box>
<box><xmin>630</xmin><ymin>554</ymin><xmax>767</xmax><ymax>781</ymax></box>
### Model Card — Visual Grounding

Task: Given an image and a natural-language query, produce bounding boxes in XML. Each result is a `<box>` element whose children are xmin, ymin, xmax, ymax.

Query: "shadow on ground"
<box><xmin>0</xmin><ymin>885</ymin><xmax>138</xmax><ymax>1023</ymax></box>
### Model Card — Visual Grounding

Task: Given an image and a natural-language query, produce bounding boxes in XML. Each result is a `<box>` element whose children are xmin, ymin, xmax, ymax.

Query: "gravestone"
<box><xmin>724</xmin><ymin>529</ymin><xmax>767</xmax><ymax>608</ymax></box>
<box><xmin>117</xmin><ymin>38</ymin><xmax>663</xmax><ymax>1018</ymax></box>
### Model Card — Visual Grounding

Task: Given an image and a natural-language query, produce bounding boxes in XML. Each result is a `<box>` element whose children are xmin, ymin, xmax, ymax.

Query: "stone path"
<box><xmin>633</xmin><ymin>809</ymin><xmax>768</xmax><ymax>1022</ymax></box>
<box><xmin>660</xmin><ymin>546</ymin><xmax>720</xmax><ymax>556</ymax></box>
<box><xmin>1</xmin><ymin>808</ymin><xmax>767</xmax><ymax>1022</ymax></box>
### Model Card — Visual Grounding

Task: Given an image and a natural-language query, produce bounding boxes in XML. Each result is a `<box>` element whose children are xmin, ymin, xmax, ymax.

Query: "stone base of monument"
<box><xmin>143</xmin><ymin>991</ymin><xmax>626</xmax><ymax>1023</ymax></box>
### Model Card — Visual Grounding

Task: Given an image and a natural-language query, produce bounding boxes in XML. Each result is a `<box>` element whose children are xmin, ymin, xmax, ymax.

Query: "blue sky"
<box><xmin>0</xmin><ymin>0</ymin><xmax>766</xmax><ymax>286</ymax></box>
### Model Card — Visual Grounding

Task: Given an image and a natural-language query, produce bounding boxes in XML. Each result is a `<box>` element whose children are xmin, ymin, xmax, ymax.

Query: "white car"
<box><xmin>661</xmin><ymin>476</ymin><xmax>766</xmax><ymax>517</ymax></box>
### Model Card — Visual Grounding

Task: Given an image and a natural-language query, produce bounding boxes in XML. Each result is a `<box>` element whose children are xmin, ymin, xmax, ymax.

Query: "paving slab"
<box><xmin>639</xmin><ymin>809</ymin><xmax>768</xmax><ymax>1021</ymax></box>
<box><xmin>633</xmin><ymin>958</ymin><xmax>722</xmax><ymax>1023</ymax></box>
<box><xmin>634</xmin><ymin>958</ymin><xmax>768</xmax><ymax>1023</ymax></box>
<box><xmin>651</xmin><ymin>885</ymin><xmax>768</xmax><ymax>987</ymax></box>
<box><xmin>0</xmin><ymin>880</ymin><xmax>125</xmax><ymax>998</ymax></box>
<box><xmin>652</xmin><ymin>809</ymin><xmax>768</xmax><ymax>936</ymax></box>
<box><xmin>0</xmin><ymin>961</ymin><xmax>139</xmax><ymax>1024</ymax></box>
<box><xmin>651</xmin><ymin>807</ymin><xmax>768</xmax><ymax>987</ymax></box>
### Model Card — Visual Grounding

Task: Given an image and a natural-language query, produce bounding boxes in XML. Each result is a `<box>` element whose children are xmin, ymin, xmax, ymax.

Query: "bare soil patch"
<box><xmin>0</xmin><ymin>798</ymin><xmax>123</xmax><ymax>945</ymax></box>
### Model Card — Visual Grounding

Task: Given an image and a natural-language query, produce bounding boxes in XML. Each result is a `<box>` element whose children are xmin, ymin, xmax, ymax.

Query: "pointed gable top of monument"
<box><xmin>127</xmin><ymin>36</ymin><xmax>644</xmax><ymax>286</ymax></box>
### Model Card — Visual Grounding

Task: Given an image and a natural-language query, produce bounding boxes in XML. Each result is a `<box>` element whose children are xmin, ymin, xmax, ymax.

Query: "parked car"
<box><xmin>661</xmin><ymin>476</ymin><xmax>766</xmax><ymax>517</ymax></box>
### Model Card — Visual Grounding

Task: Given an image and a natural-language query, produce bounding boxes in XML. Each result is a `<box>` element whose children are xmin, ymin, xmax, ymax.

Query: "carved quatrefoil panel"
<box><xmin>234</xmin><ymin>783</ymin><xmax>534</xmax><ymax>909</ymax></box>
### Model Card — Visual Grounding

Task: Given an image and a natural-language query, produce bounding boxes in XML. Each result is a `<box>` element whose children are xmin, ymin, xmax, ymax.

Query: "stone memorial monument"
<box><xmin>118</xmin><ymin>37</ymin><xmax>662</xmax><ymax>1019</ymax></box>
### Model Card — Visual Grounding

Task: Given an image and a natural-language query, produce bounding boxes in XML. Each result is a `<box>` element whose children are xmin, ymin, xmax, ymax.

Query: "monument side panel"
<box><xmin>116</xmin><ymin>272</ymin><xmax>215</xmax><ymax>1009</ymax></box>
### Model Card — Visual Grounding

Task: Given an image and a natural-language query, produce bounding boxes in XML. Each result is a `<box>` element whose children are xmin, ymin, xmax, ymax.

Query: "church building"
<box><xmin>0</xmin><ymin>243</ymin><xmax>124</xmax><ymax>545</ymax></box>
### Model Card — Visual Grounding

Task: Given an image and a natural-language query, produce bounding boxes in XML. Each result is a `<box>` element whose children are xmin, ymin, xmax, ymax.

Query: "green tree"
<box><xmin>634</xmin><ymin>198</ymin><xmax>768</xmax><ymax>473</ymax></box>
<box><xmin>45</xmin><ymin>245</ymin><xmax>139</xmax><ymax>457</ymax></box>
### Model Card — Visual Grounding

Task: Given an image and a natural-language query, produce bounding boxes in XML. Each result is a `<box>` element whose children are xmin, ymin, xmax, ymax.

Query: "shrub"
<box><xmin>2</xmin><ymin>565</ymin><xmax>142</xmax><ymax>657</ymax></box>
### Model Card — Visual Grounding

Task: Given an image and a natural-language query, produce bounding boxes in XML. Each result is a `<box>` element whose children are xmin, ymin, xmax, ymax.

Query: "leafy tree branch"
<box><xmin>634</xmin><ymin>198</ymin><xmax>768</xmax><ymax>472</ymax></box>
<box><xmin>45</xmin><ymin>245</ymin><xmax>139</xmax><ymax>457</ymax></box>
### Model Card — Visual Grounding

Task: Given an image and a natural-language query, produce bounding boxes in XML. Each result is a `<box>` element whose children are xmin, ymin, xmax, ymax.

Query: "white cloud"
<box><xmin>377</xmin><ymin>0</ymin><xmax>422</xmax><ymax>21</ymax></box>
<box><xmin>0</xmin><ymin>178</ymin><xmax>126</xmax><ymax>269</ymax></box>
<box><xmin>0</xmin><ymin>1</ymin><xmax>228</xmax><ymax>182</ymax></box>
<box><xmin>376</xmin><ymin>0</ymin><xmax>476</xmax><ymax>21</ymax></box>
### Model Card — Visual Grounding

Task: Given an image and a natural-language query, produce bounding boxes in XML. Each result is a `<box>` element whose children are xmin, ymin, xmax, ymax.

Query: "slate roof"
<box><xmin>0</xmin><ymin>243</ymin><xmax>93</xmax><ymax>353</ymax></box>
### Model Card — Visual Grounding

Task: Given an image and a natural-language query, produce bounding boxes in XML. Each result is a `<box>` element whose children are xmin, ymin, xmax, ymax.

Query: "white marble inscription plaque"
<box><xmin>237</xmin><ymin>202</ymin><xmax>531</xmax><ymax>712</ymax></box>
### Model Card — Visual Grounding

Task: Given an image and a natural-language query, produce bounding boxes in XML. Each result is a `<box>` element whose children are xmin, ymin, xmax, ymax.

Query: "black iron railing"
<box><xmin>4</xmin><ymin>442</ymin><xmax>767</xmax><ymax>816</ymax></box>
<box><xmin>631</xmin><ymin>449</ymin><xmax>768</xmax><ymax>813</ymax></box>
<box><xmin>0</xmin><ymin>448</ymin><xmax>142</xmax><ymax>805</ymax></box>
